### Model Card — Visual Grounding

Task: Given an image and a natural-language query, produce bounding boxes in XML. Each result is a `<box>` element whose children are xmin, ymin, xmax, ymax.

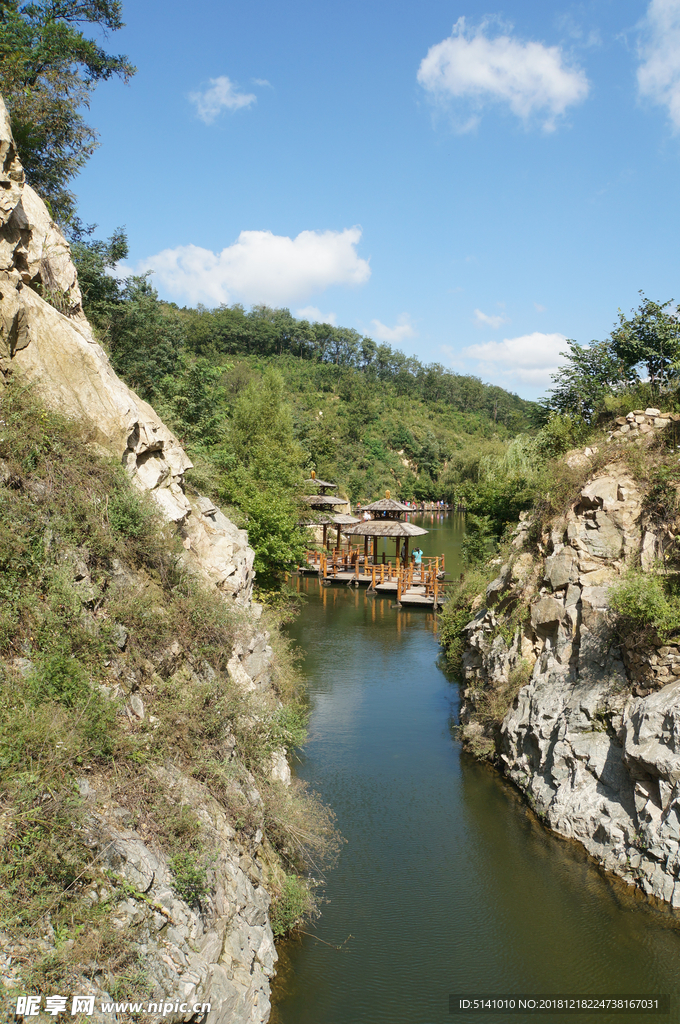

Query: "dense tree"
<box><xmin>108</xmin><ymin>275</ymin><xmax>185</xmax><ymax>400</ymax></box>
<box><xmin>71</xmin><ymin>223</ymin><xmax>128</xmax><ymax>329</ymax></box>
<box><xmin>611</xmin><ymin>293</ymin><xmax>680</xmax><ymax>392</ymax></box>
<box><xmin>547</xmin><ymin>339</ymin><xmax>629</xmax><ymax>421</ymax></box>
<box><xmin>0</xmin><ymin>0</ymin><xmax>135</xmax><ymax>222</ymax></box>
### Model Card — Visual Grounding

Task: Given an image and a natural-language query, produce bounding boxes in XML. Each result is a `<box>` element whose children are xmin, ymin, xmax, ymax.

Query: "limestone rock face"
<box><xmin>459</xmin><ymin>458</ymin><xmax>680</xmax><ymax>907</ymax></box>
<box><xmin>82</xmin><ymin>764</ymin><xmax>278</xmax><ymax>1024</ymax></box>
<box><xmin>0</xmin><ymin>94</ymin><xmax>253</xmax><ymax>604</ymax></box>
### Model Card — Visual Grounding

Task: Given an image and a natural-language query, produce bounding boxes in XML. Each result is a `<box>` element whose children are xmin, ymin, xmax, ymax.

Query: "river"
<box><xmin>272</xmin><ymin>513</ymin><xmax>680</xmax><ymax>1024</ymax></box>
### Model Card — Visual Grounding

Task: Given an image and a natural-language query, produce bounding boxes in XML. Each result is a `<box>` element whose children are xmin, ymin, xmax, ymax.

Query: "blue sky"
<box><xmin>73</xmin><ymin>0</ymin><xmax>680</xmax><ymax>399</ymax></box>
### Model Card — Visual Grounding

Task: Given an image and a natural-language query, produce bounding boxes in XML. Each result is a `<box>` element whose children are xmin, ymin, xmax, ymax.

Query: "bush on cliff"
<box><xmin>609</xmin><ymin>571</ymin><xmax>680</xmax><ymax>648</ymax></box>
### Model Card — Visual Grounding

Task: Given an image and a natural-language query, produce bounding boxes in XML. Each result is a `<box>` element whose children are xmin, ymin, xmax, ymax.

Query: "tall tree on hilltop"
<box><xmin>611</xmin><ymin>292</ymin><xmax>680</xmax><ymax>394</ymax></box>
<box><xmin>0</xmin><ymin>0</ymin><xmax>136</xmax><ymax>223</ymax></box>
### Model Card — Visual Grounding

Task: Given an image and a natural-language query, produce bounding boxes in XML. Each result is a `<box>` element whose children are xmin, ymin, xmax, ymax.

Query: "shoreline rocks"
<box><xmin>459</xmin><ymin>452</ymin><xmax>680</xmax><ymax>908</ymax></box>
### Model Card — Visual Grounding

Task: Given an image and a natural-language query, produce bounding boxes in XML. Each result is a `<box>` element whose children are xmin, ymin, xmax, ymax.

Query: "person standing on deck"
<box><xmin>414</xmin><ymin>548</ymin><xmax>422</xmax><ymax>568</ymax></box>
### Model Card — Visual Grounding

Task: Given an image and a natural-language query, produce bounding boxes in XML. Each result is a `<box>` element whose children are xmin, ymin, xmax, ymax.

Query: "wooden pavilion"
<box><xmin>342</xmin><ymin>493</ymin><xmax>428</xmax><ymax>568</ymax></box>
<box><xmin>301</xmin><ymin>472</ymin><xmax>356</xmax><ymax>549</ymax></box>
<box><xmin>299</xmin><ymin>490</ymin><xmax>446</xmax><ymax>607</ymax></box>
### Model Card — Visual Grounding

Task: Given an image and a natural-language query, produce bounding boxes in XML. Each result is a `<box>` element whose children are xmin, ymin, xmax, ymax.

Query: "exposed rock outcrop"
<box><xmin>0</xmin><ymin>639</ymin><xmax>282</xmax><ymax>1024</ymax></box>
<box><xmin>0</xmin><ymin>95</ymin><xmax>253</xmax><ymax>603</ymax></box>
<box><xmin>0</xmin><ymin>95</ymin><xmax>284</xmax><ymax>1021</ymax></box>
<box><xmin>459</xmin><ymin>448</ymin><xmax>680</xmax><ymax>907</ymax></box>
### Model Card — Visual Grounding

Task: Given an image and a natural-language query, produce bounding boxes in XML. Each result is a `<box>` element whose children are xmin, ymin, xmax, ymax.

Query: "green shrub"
<box><xmin>610</xmin><ymin>571</ymin><xmax>680</xmax><ymax>645</ymax></box>
<box><xmin>269</xmin><ymin>874</ymin><xmax>314</xmax><ymax>937</ymax></box>
<box><xmin>30</xmin><ymin>653</ymin><xmax>90</xmax><ymax>708</ymax></box>
<box><xmin>168</xmin><ymin>851</ymin><xmax>210</xmax><ymax>909</ymax></box>
<box><xmin>107</xmin><ymin>489</ymin><xmax>153</xmax><ymax>539</ymax></box>
<box><xmin>438</xmin><ymin>566</ymin><xmax>493</xmax><ymax>672</ymax></box>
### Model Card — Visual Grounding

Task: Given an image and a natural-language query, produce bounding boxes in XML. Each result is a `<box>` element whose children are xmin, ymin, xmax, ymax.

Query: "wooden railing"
<box><xmin>302</xmin><ymin>550</ymin><xmax>447</xmax><ymax>605</ymax></box>
<box><xmin>304</xmin><ymin>550</ymin><xmax>445</xmax><ymax>576</ymax></box>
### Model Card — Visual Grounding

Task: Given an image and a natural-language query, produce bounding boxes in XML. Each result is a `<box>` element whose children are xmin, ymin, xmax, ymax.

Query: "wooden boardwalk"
<box><xmin>298</xmin><ymin>550</ymin><xmax>447</xmax><ymax>609</ymax></box>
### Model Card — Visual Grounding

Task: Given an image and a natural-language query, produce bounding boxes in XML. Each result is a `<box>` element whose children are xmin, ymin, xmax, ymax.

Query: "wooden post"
<box><xmin>397</xmin><ymin>571</ymin><xmax>402</xmax><ymax>605</ymax></box>
<box><xmin>322</xmin><ymin>524</ymin><xmax>327</xmax><ymax>548</ymax></box>
<box><xmin>434</xmin><ymin>577</ymin><xmax>439</xmax><ymax>607</ymax></box>
<box><xmin>364</xmin><ymin>535</ymin><xmax>369</xmax><ymax>566</ymax></box>
<box><xmin>373</xmin><ymin>536</ymin><xmax>379</xmax><ymax>566</ymax></box>
<box><xmin>395</xmin><ymin>537</ymin><xmax>400</xmax><ymax>567</ymax></box>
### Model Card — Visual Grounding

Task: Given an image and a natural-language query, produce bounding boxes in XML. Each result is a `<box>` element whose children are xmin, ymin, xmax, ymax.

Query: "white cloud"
<box><xmin>253</xmin><ymin>78</ymin><xmax>272</xmax><ymax>87</ymax></box>
<box><xmin>534</xmin><ymin>302</ymin><xmax>546</xmax><ymax>312</ymax></box>
<box><xmin>417</xmin><ymin>17</ymin><xmax>589</xmax><ymax>131</ymax></box>
<box><xmin>461</xmin><ymin>331</ymin><xmax>568</xmax><ymax>386</ymax></box>
<box><xmin>473</xmin><ymin>308</ymin><xmax>507</xmax><ymax>329</ymax></box>
<box><xmin>369</xmin><ymin>313</ymin><xmax>416</xmax><ymax>343</ymax></box>
<box><xmin>296</xmin><ymin>306</ymin><xmax>337</xmax><ymax>325</ymax></box>
<box><xmin>189</xmin><ymin>76</ymin><xmax>256</xmax><ymax>124</ymax></box>
<box><xmin>140</xmin><ymin>227</ymin><xmax>370</xmax><ymax>307</ymax></box>
<box><xmin>638</xmin><ymin>0</ymin><xmax>680</xmax><ymax>130</ymax></box>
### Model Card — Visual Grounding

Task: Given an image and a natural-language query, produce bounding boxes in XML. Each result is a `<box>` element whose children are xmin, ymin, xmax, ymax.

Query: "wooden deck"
<box><xmin>297</xmin><ymin>550</ymin><xmax>447</xmax><ymax>608</ymax></box>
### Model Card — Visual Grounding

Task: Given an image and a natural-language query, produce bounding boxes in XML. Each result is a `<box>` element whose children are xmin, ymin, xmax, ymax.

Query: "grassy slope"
<box><xmin>0</xmin><ymin>380</ymin><xmax>337</xmax><ymax>1007</ymax></box>
<box><xmin>192</xmin><ymin>354</ymin><xmax>537</xmax><ymax>503</ymax></box>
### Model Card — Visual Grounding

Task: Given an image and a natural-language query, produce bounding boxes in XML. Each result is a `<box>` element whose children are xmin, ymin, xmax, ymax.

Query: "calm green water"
<box><xmin>272</xmin><ymin>514</ymin><xmax>680</xmax><ymax>1024</ymax></box>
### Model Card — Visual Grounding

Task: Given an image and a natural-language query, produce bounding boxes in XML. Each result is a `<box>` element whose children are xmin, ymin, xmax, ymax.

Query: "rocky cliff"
<box><xmin>0</xmin><ymin>95</ymin><xmax>253</xmax><ymax>605</ymax></box>
<box><xmin>458</xmin><ymin>409</ymin><xmax>680</xmax><ymax>907</ymax></box>
<box><xmin>0</xmin><ymin>95</ymin><xmax>296</xmax><ymax>1022</ymax></box>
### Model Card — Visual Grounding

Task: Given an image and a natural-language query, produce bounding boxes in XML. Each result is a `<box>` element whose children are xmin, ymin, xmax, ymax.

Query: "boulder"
<box><xmin>486</xmin><ymin>563</ymin><xmax>512</xmax><ymax>606</ymax></box>
<box><xmin>580</xmin><ymin>476</ymin><xmax>619</xmax><ymax>511</ymax></box>
<box><xmin>582</xmin><ymin>512</ymin><xmax>623</xmax><ymax>560</ymax></box>
<box><xmin>531</xmin><ymin>597</ymin><xmax>565</xmax><ymax>631</ymax></box>
<box><xmin>544</xmin><ymin>546</ymin><xmax>577</xmax><ymax>589</ymax></box>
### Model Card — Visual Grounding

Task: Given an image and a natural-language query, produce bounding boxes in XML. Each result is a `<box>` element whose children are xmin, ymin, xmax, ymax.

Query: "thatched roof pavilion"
<box><xmin>343</xmin><ymin>520</ymin><xmax>427</xmax><ymax>538</ymax></box>
<box><xmin>343</xmin><ymin>490</ymin><xmax>427</xmax><ymax>564</ymax></box>
<box><xmin>304</xmin><ymin>471</ymin><xmax>337</xmax><ymax>495</ymax></box>
<box><xmin>302</xmin><ymin>494</ymin><xmax>345</xmax><ymax>508</ymax></box>
<box><xmin>304</xmin><ymin>477</ymin><xmax>337</xmax><ymax>492</ymax></box>
<box><xmin>359</xmin><ymin>497</ymin><xmax>410</xmax><ymax>518</ymax></box>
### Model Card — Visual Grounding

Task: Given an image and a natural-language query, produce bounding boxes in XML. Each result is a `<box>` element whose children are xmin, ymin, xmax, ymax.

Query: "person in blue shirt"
<box><xmin>414</xmin><ymin>548</ymin><xmax>423</xmax><ymax>568</ymax></box>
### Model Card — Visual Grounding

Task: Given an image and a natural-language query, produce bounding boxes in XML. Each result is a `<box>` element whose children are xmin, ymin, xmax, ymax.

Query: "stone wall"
<box><xmin>459</xmin><ymin>423</ymin><xmax>680</xmax><ymax>907</ymax></box>
<box><xmin>609</xmin><ymin>407</ymin><xmax>680</xmax><ymax>442</ymax></box>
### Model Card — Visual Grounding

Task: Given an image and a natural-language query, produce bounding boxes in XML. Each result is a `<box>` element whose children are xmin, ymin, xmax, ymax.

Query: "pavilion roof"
<box><xmin>342</xmin><ymin>520</ymin><xmax>428</xmax><ymax>538</ymax></box>
<box><xmin>332</xmin><ymin>513</ymin><xmax>360</xmax><ymax>525</ymax></box>
<box><xmin>303</xmin><ymin>478</ymin><xmax>338</xmax><ymax>490</ymax></box>
<box><xmin>300</xmin><ymin>513</ymin><xmax>335</xmax><ymax>526</ymax></box>
<box><xmin>362</xmin><ymin>498</ymin><xmax>410</xmax><ymax>514</ymax></box>
<box><xmin>303</xmin><ymin>494</ymin><xmax>346</xmax><ymax>507</ymax></box>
